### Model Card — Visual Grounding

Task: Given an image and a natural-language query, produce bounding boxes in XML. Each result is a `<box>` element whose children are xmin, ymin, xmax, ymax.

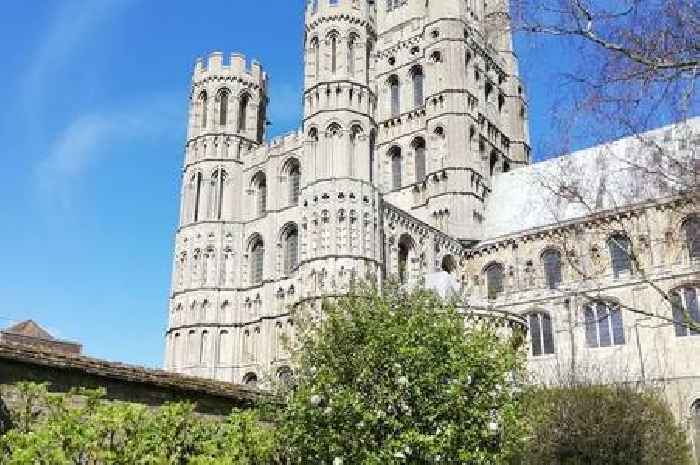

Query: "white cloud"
<box><xmin>36</xmin><ymin>95</ymin><xmax>181</xmax><ymax>208</ymax></box>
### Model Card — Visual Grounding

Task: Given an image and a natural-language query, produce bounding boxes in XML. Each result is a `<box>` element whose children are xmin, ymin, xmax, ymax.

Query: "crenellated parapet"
<box><xmin>193</xmin><ymin>52</ymin><xmax>267</xmax><ymax>91</ymax></box>
<box><xmin>188</xmin><ymin>52</ymin><xmax>268</xmax><ymax>145</ymax></box>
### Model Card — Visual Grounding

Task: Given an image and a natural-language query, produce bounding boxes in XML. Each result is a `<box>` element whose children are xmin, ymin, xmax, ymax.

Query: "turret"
<box><xmin>189</xmin><ymin>52</ymin><xmax>268</xmax><ymax>149</ymax></box>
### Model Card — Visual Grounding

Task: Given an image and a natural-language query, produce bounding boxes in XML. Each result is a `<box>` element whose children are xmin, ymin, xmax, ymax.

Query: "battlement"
<box><xmin>193</xmin><ymin>52</ymin><xmax>267</xmax><ymax>88</ymax></box>
<box><xmin>251</xmin><ymin>129</ymin><xmax>305</xmax><ymax>158</ymax></box>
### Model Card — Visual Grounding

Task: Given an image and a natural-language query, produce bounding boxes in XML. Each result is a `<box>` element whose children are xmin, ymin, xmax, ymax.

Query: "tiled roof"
<box><xmin>0</xmin><ymin>342</ymin><xmax>264</xmax><ymax>403</ymax></box>
<box><xmin>3</xmin><ymin>320</ymin><xmax>55</xmax><ymax>340</ymax></box>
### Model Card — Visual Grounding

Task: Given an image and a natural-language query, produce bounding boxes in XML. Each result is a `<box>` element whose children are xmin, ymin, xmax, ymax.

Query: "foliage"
<box><xmin>0</xmin><ymin>382</ymin><xmax>279</xmax><ymax>465</ymax></box>
<box><xmin>512</xmin><ymin>383</ymin><xmax>693</xmax><ymax>465</ymax></box>
<box><xmin>278</xmin><ymin>285</ymin><xmax>527</xmax><ymax>464</ymax></box>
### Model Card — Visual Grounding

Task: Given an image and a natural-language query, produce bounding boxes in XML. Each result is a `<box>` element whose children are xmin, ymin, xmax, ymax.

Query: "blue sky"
<box><xmin>0</xmin><ymin>1</ymin><xmax>687</xmax><ymax>368</ymax></box>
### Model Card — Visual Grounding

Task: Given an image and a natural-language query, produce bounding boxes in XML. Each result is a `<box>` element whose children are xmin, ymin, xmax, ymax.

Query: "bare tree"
<box><xmin>491</xmin><ymin>0</ymin><xmax>700</xmax><ymax>331</ymax></box>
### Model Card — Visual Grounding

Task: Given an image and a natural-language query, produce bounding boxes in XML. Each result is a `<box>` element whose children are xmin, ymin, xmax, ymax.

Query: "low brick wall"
<box><xmin>0</xmin><ymin>342</ymin><xmax>264</xmax><ymax>421</ymax></box>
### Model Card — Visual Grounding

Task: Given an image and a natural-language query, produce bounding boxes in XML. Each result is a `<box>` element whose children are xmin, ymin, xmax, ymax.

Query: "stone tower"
<box><xmin>164</xmin><ymin>0</ymin><xmax>530</xmax><ymax>385</ymax></box>
<box><xmin>165</xmin><ymin>52</ymin><xmax>272</xmax><ymax>382</ymax></box>
<box><xmin>375</xmin><ymin>0</ymin><xmax>529</xmax><ymax>244</ymax></box>
<box><xmin>299</xmin><ymin>0</ymin><xmax>383</xmax><ymax>306</ymax></box>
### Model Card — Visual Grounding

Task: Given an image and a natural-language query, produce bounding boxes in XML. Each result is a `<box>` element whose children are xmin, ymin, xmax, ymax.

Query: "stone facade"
<box><xmin>165</xmin><ymin>0</ymin><xmax>528</xmax><ymax>384</ymax></box>
<box><xmin>163</xmin><ymin>1</ymin><xmax>699</xmax><ymax>458</ymax></box>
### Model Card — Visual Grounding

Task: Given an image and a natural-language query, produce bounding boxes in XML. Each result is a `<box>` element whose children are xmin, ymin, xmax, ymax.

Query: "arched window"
<box><xmin>607</xmin><ymin>234</ymin><xmax>632</xmax><ymax>277</ymax></box>
<box><xmin>212</xmin><ymin>169</ymin><xmax>227</xmax><ymax>220</ymax></box>
<box><xmin>684</xmin><ymin>217</ymin><xmax>700</xmax><ymax>260</ymax></box>
<box><xmin>490</xmin><ymin>151</ymin><xmax>499</xmax><ymax>176</ymax></box>
<box><xmin>329</xmin><ymin>31</ymin><xmax>339</xmax><ymax>74</ymax></box>
<box><xmin>193</xmin><ymin>172</ymin><xmax>203</xmax><ymax>222</ymax></box>
<box><xmin>348</xmin><ymin>33</ymin><xmax>358</xmax><ymax>76</ymax></box>
<box><xmin>249</xmin><ymin>236</ymin><xmax>265</xmax><ymax>285</ymax></box>
<box><xmin>486</xmin><ymin>263</ymin><xmax>504</xmax><ymax>300</ymax></box>
<box><xmin>311</xmin><ymin>37</ymin><xmax>320</xmax><ymax>79</ymax></box>
<box><xmin>349</xmin><ymin>125</ymin><xmax>362</xmax><ymax>177</ymax></box>
<box><xmin>284</xmin><ymin>159</ymin><xmax>301</xmax><ymax>206</ymax></box>
<box><xmin>199</xmin><ymin>330</ymin><xmax>209</xmax><ymax>364</ymax></box>
<box><xmin>243</xmin><ymin>372</ymin><xmax>258</xmax><ymax>387</ymax></box>
<box><xmin>529</xmin><ymin>312</ymin><xmax>555</xmax><ymax>356</ymax></box>
<box><xmin>218</xmin><ymin>89</ymin><xmax>230</xmax><ymax>126</ymax></box>
<box><xmin>411</xmin><ymin>66</ymin><xmax>424</xmax><ymax>108</ymax></box>
<box><xmin>671</xmin><ymin>286</ymin><xmax>700</xmax><ymax>337</ymax></box>
<box><xmin>390</xmin><ymin>146</ymin><xmax>402</xmax><ymax>190</ymax></box>
<box><xmin>413</xmin><ymin>137</ymin><xmax>426</xmax><ymax>183</ymax></box>
<box><xmin>388</xmin><ymin>75</ymin><xmax>400</xmax><ymax>117</ymax></box>
<box><xmin>398</xmin><ymin>234</ymin><xmax>414</xmax><ymax>284</ymax></box>
<box><xmin>542</xmin><ymin>249</ymin><xmax>562</xmax><ymax>290</ymax></box>
<box><xmin>584</xmin><ymin>301</ymin><xmax>625</xmax><ymax>348</ymax></box>
<box><xmin>252</xmin><ymin>172</ymin><xmax>267</xmax><ymax>216</ymax></box>
<box><xmin>198</xmin><ymin>91</ymin><xmax>208</xmax><ymax>129</ymax></box>
<box><xmin>238</xmin><ymin>93</ymin><xmax>250</xmax><ymax>131</ymax></box>
<box><xmin>283</xmin><ymin>224</ymin><xmax>300</xmax><ymax>275</ymax></box>
<box><xmin>441</xmin><ymin>255</ymin><xmax>457</xmax><ymax>274</ymax></box>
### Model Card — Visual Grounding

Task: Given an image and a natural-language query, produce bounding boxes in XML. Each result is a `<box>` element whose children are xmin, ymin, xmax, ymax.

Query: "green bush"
<box><xmin>0</xmin><ymin>383</ymin><xmax>279</xmax><ymax>465</ymax></box>
<box><xmin>278</xmin><ymin>286</ymin><xmax>527</xmax><ymax>464</ymax></box>
<box><xmin>513</xmin><ymin>384</ymin><xmax>693</xmax><ymax>465</ymax></box>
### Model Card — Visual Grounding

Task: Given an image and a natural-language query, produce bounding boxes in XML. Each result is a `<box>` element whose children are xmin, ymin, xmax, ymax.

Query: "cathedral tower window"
<box><xmin>348</xmin><ymin>33</ymin><xmax>358</xmax><ymax>77</ymax></box>
<box><xmin>243</xmin><ymin>372</ymin><xmax>258</xmax><ymax>386</ymax></box>
<box><xmin>252</xmin><ymin>172</ymin><xmax>267</xmax><ymax>217</ymax></box>
<box><xmin>411</xmin><ymin>65</ymin><xmax>424</xmax><ymax>109</ymax></box>
<box><xmin>198</xmin><ymin>91</ymin><xmax>208</xmax><ymax>129</ymax></box>
<box><xmin>542</xmin><ymin>248</ymin><xmax>562</xmax><ymax>290</ymax></box>
<box><xmin>193</xmin><ymin>172</ymin><xmax>203</xmax><ymax>222</ymax></box>
<box><xmin>390</xmin><ymin>146</ymin><xmax>402</xmax><ymax>190</ymax></box>
<box><xmin>329</xmin><ymin>31</ymin><xmax>339</xmax><ymax>75</ymax></box>
<box><xmin>684</xmin><ymin>216</ymin><xmax>700</xmax><ymax>260</ymax></box>
<box><xmin>412</xmin><ymin>137</ymin><xmax>426</xmax><ymax>183</ymax></box>
<box><xmin>398</xmin><ymin>234</ymin><xmax>414</xmax><ymax>284</ymax></box>
<box><xmin>528</xmin><ymin>312</ymin><xmax>555</xmax><ymax>356</ymax></box>
<box><xmin>441</xmin><ymin>255</ymin><xmax>457</xmax><ymax>273</ymax></box>
<box><xmin>490</xmin><ymin>151</ymin><xmax>499</xmax><ymax>176</ymax></box>
<box><xmin>349</xmin><ymin>125</ymin><xmax>362</xmax><ymax>177</ymax></box>
<box><xmin>607</xmin><ymin>234</ymin><xmax>632</xmax><ymax>277</ymax></box>
<box><xmin>311</xmin><ymin>37</ymin><xmax>320</xmax><ymax>80</ymax></box>
<box><xmin>485</xmin><ymin>262</ymin><xmax>504</xmax><ymax>300</ymax></box>
<box><xmin>388</xmin><ymin>75</ymin><xmax>400</xmax><ymax>117</ymax></box>
<box><xmin>671</xmin><ymin>286</ymin><xmax>700</xmax><ymax>337</ymax></box>
<box><xmin>283</xmin><ymin>224</ymin><xmax>300</xmax><ymax>275</ymax></box>
<box><xmin>249</xmin><ymin>235</ymin><xmax>265</xmax><ymax>285</ymax></box>
<box><xmin>584</xmin><ymin>301</ymin><xmax>625</xmax><ymax>348</ymax></box>
<box><xmin>212</xmin><ymin>169</ymin><xmax>227</xmax><ymax>220</ymax></box>
<box><xmin>217</xmin><ymin>89</ymin><xmax>230</xmax><ymax>126</ymax></box>
<box><xmin>284</xmin><ymin>158</ymin><xmax>301</xmax><ymax>206</ymax></box>
<box><xmin>238</xmin><ymin>93</ymin><xmax>250</xmax><ymax>131</ymax></box>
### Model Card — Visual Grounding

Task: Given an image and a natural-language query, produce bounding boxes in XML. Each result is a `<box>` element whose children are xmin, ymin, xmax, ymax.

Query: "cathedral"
<box><xmin>163</xmin><ymin>0</ymin><xmax>698</xmax><ymax>454</ymax></box>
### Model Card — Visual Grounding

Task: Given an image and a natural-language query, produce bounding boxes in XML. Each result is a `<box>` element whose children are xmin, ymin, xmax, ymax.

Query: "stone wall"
<box><xmin>0</xmin><ymin>342</ymin><xmax>262</xmax><ymax>421</ymax></box>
